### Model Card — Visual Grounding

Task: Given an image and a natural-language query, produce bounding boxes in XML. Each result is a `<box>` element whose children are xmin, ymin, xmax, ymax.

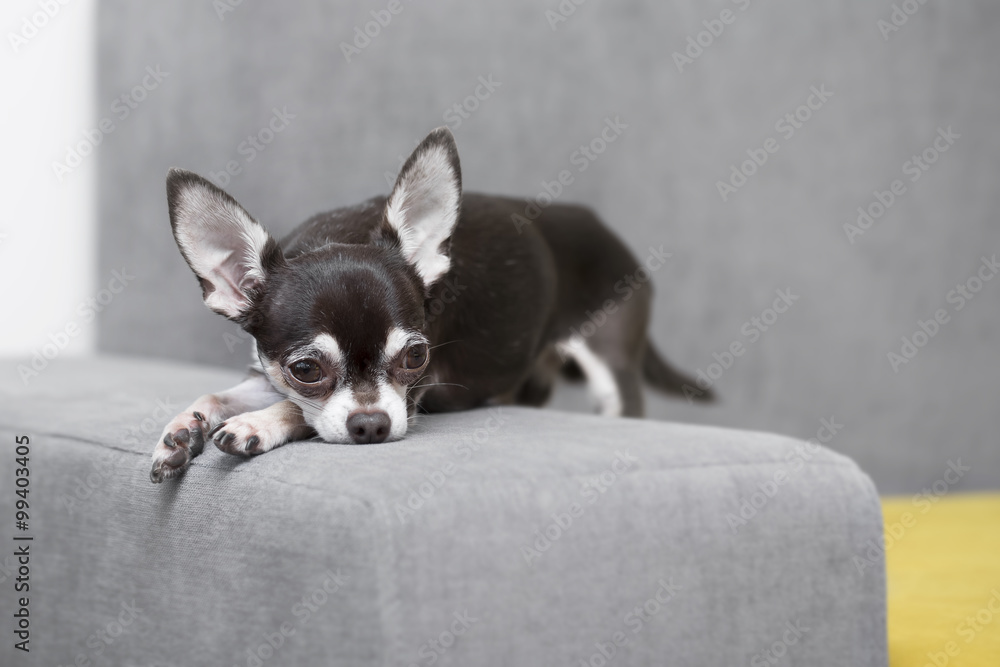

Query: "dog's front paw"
<box><xmin>209</xmin><ymin>411</ymin><xmax>287</xmax><ymax>457</ymax></box>
<box><xmin>149</xmin><ymin>411</ymin><xmax>210</xmax><ymax>483</ymax></box>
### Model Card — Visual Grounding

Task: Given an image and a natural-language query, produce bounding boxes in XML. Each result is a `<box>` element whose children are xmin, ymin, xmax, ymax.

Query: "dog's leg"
<box><xmin>149</xmin><ymin>372</ymin><xmax>284</xmax><ymax>483</ymax></box>
<box><xmin>557</xmin><ymin>337</ymin><xmax>627</xmax><ymax>417</ymax></box>
<box><xmin>559</xmin><ymin>338</ymin><xmax>646</xmax><ymax>417</ymax></box>
<box><xmin>611</xmin><ymin>369</ymin><xmax>644</xmax><ymax>417</ymax></box>
<box><xmin>210</xmin><ymin>399</ymin><xmax>315</xmax><ymax>457</ymax></box>
<box><xmin>559</xmin><ymin>289</ymin><xmax>649</xmax><ymax>417</ymax></box>
<box><xmin>514</xmin><ymin>345</ymin><xmax>563</xmax><ymax>407</ymax></box>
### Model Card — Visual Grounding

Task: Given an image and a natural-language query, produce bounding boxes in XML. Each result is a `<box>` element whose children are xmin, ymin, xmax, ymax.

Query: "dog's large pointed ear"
<box><xmin>166</xmin><ymin>168</ymin><xmax>284</xmax><ymax>320</ymax></box>
<box><xmin>380</xmin><ymin>127</ymin><xmax>462</xmax><ymax>288</ymax></box>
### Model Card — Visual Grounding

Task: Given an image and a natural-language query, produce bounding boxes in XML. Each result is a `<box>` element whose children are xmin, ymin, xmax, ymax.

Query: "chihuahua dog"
<box><xmin>149</xmin><ymin>127</ymin><xmax>710</xmax><ymax>483</ymax></box>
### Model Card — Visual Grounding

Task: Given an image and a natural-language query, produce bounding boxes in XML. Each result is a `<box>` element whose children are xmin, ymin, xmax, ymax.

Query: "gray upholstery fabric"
<box><xmin>0</xmin><ymin>357</ymin><xmax>886</xmax><ymax>666</ymax></box>
<box><xmin>93</xmin><ymin>1</ymin><xmax>1000</xmax><ymax>495</ymax></box>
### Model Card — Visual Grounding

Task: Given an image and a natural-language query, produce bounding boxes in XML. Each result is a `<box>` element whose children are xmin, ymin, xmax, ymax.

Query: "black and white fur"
<box><xmin>150</xmin><ymin>128</ymin><xmax>710</xmax><ymax>483</ymax></box>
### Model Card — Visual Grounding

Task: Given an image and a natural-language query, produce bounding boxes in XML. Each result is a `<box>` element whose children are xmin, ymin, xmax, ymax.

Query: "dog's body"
<box><xmin>150</xmin><ymin>128</ymin><xmax>709</xmax><ymax>483</ymax></box>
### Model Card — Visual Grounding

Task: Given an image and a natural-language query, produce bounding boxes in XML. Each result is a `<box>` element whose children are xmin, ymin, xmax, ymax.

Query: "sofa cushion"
<box><xmin>0</xmin><ymin>356</ymin><xmax>886</xmax><ymax>666</ymax></box>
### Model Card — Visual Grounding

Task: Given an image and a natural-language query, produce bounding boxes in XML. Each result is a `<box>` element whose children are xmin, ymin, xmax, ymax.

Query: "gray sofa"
<box><xmin>0</xmin><ymin>357</ymin><xmax>885</xmax><ymax>665</ymax></box>
<box><xmin>97</xmin><ymin>0</ymin><xmax>1000</xmax><ymax>495</ymax></box>
<box><xmin>28</xmin><ymin>0</ymin><xmax>999</xmax><ymax>663</ymax></box>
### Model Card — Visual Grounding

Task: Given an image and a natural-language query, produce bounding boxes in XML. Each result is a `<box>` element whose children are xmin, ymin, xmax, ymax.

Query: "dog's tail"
<box><xmin>643</xmin><ymin>339</ymin><xmax>715</xmax><ymax>403</ymax></box>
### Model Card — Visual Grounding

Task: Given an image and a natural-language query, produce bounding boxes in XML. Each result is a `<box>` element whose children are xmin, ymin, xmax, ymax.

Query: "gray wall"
<box><xmin>96</xmin><ymin>0</ymin><xmax>1000</xmax><ymax>494</ymax></box>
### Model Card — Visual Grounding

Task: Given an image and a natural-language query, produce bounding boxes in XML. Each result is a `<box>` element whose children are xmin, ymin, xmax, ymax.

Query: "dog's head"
<box><xmin>166</xmin><ymin>128</ymin><xmax>462</xmax><ymax>444</ymax></box>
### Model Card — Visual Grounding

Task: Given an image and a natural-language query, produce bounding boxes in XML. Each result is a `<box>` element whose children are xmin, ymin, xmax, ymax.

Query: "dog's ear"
<box><xmin>381</xmin><ymin>127</ymin><xmax>462</xmax><ymax>288</ymax></box>
<box><xmin>165</xmin><ymin>168</ymin><xmax>284</xmax><ymax>320</ymax></box>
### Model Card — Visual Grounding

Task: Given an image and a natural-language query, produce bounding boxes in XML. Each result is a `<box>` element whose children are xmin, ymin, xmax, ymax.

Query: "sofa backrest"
<box><xmin>96</xmin><ymin>0</ymin><xmax>1000</xmax><ymax>493</ymax></box>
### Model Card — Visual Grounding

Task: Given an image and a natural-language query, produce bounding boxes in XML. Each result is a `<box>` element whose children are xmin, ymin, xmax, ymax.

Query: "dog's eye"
<box><xmin>403</xmin><ymin>343</ymin><xmax>428</xmax><ymax>370</ymax></box>
<box><xmin>289</xmin><ymin>359</ymin><xmax>323</xmax><ymax>384</ymax></box>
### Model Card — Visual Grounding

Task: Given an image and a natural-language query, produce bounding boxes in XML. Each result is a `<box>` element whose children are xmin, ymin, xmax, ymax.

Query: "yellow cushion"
<box><xmin>882</xmin><ymin>493</ymin><xmax>1000</xmax><ymax>666</ymax></box>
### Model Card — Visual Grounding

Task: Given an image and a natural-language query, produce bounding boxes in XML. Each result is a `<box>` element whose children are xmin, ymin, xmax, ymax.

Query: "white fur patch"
<box><xmin>217</xmin><ymin>400</ymin><xmax>305</xmax><ymax>454</ymax></box>
<box><xmin>301</xmin><ymin>380</ymin><xmax>408</xmax><ymax>443</ymax></box>
<box><xmin>300</xmin><ymin>384</ymin><xmax>354</xmax><ymax>442</ymax></box>
<box><xmin>383</xmin><ymin>327</ymin><xmax>427</xmax><ymax>363</ymax></box>
<box><xmin>372</xmin><ymin>379</ymin><xmax>409</xmax><ymax>441</ymax></box>
<box><xmin>311</xmin><ymin>333</ymin><xmax>343</xmax><ymax>366</ymax></box>
<box><xmin>557</xmin><ymin>336</ymin><xmax>623</xmax><ymax>417</ymax></box>
<box><xmin>239</xmin><ymin>223</ymin><xmax>270</xmax><ymax>284</ymax></box>
<box><xmin>385</xmin><ymin>143</ymin><xmax>460</xmax><ymax>287</ymax></box>
<box><xmin>172</xmin><ymin>181</ymin><xmax>269</xmax><ymax>318</ymax></box>
<box><xmin>281</xmin><ymin>329</ymin><xmax>418</xmax><ymax>442</ymax></box>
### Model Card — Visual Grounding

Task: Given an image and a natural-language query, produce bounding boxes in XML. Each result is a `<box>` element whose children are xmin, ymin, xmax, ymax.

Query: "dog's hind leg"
<box><xmin>558</xmin><ymin>282</ymin><xmax>650</xmax><ymax>417</ymax></box>
<box><xmin>556</xmin><ymin>336</ymin><xmax>645</xmax><ymax>417</ymax></box>
<box><xmin>149</xmin><ymin>371</ymin><xmax>285</xmax><ymax>483</ymax></box>
<box><xmin>611</xmin><ymin>368</ymin><xmax>644</xmax><ymax>417</ymax></box>
<box><xmin>512</xmin><ymin>345</ymin><xmax>563</xmax><ymax>407</ymax></box>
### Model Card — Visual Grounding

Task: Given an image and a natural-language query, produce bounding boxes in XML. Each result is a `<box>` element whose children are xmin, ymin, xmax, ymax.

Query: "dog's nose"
<box><xmin>346</xmin><ymin>410</ymin><xmax>391</xmax><ymax>444</ymax></box>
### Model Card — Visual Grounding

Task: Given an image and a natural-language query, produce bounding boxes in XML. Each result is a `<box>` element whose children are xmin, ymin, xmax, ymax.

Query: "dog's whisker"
<box><xmin>411</xmin><ymin>381</ymin><xmax>469</xmax><ymax>391</ymax></box>
<box><xmin>429</xmin><ymin>339</ymin><xmax>463</xmax><ymax>351</ymax></box>
<box><xmin>284</xmin><ymin>394</ymin><xmax>326</xmax><ymax>416</ymax></box>
<box><xmin>147</xmin><ymin>126</ymin><xmax>710</xmax><ymax>481</ymax></box>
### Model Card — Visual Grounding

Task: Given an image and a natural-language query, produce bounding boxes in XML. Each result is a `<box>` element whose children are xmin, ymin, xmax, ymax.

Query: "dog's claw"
<box><xmin>150</xmin><ymin>445</ymin><xmax>189</xmax><ymax>483</ymax></box>
<box><xmin>207</xmin><ymin>422</ymin><xmax>226</xmax><ymax>439</ymax></box>
<box><xmin>211</xmin><ymin>416</ymin><xmax>275</xmax><ymax>457</ymax></box>
<box><xmin>150</xmin><ymin>412</ymin><xmax>211</xmax><ymax>483</ymax></box>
